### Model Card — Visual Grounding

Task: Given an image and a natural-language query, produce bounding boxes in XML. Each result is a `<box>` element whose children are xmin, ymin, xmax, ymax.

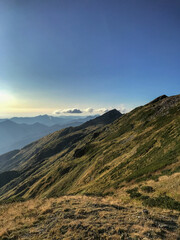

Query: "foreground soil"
<box><xmin>0</xmin><ymin>196</ymin><xmax>179</xmax><ymax>240</ymax></box>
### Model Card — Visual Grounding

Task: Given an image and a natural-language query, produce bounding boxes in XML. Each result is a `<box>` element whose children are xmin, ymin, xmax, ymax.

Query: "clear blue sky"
<box><xmin>0</xmin><ymin>0</ymin><xmax>179</xmax><ymax>117</ymax></box>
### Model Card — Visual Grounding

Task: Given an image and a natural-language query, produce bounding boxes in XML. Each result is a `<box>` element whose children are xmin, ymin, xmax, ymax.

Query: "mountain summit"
<box><xmin>77</xmin><ymin>109</ymin><xmax>122</xmax><ymax>129</ymax></box>
<box><xmin>149</xmin><ymin>94</ymin><xmax>168</xmax><ymax>104</ymax></box>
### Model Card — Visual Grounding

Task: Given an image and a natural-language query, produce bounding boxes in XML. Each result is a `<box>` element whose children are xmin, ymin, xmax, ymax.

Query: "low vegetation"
<box><xmin>0</xmin><ymin>196</ymin><xmax>179</xmax><ymax>240</ymax></box>
<box><xmin>143</xmin><ymin>195</ymin><xmax>180</xmax><ymax>211</ymax></box>
<box><xmin>126</xmin><ymin>187</ymin><xmax>180</xmax><ymax>211</ymax></box>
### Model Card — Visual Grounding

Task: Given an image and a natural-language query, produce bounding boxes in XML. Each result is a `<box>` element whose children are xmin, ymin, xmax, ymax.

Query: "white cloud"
<box><xmin>117</xmin><ymin>104</ymin><xmax>131</xmax><ymax>114</ymax></box>
<box><xmin>84</xmin><ymin>108</ymin><xmax>94</xmax><ymax>113</ymax></box>
<box><xmin>97</xmin><ymin>108</ymin><xmax>109</xmax><ymax>114</ymax></box>
<box><xmin>54</xmin><ymin>110</ymin><xmax>61</xmax><ymax>115</ymax></box>
<box><xmin>64</xmin><ymin>109</ymin><xmax>82</xmax><ymax>114</ymax></box>
<box><xmin>53</xmin><ymin>104</ymin><xmax>130</xmax><ymax>116</ymax></box>
<box><xmin>54</xmin><ymin>108</ymin><xmax>82</xmax><ymax>114</ymax></box>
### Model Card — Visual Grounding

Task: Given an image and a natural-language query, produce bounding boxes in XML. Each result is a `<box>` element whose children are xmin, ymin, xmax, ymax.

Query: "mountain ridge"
<box><xmin>0</xmin><ymin>95</ymin><xmax>179</xmax><ymax>212</ymax></box>
<box><xmin>0</xmin><ymin>115</ymin><xmax>98</xmax><ymax>126</ymax></box>
<box><xmin>0</xmin><ymin>115</ymin><xmax>98</xmax><ymax>155</ymax></box>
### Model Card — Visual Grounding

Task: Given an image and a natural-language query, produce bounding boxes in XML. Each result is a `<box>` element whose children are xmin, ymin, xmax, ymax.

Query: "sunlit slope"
<box><xmin>0</xmin><ymin>95</ymin><xmax>179</xmax><ymax>205</ymax></box>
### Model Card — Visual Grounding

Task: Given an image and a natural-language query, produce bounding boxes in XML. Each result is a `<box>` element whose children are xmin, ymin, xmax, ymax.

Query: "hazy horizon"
<box><xmin>0</xmin><ymin>113</ymin><xmax>100</xmax><ymax>119</ymax></box>
<box><xmin>0</xmin><ymin>107</ymin><xmax>126</xmax><ymax>118</ymax></box>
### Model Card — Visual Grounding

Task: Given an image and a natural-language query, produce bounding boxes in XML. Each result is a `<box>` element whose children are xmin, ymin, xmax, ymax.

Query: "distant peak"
<box><xmin>38</xmin><ymin>114</ymin><xmax>49</xmax><ymax>117</ymax></box>
<box><xmin>1</xmin><ymin>119</ymin><xmax>16</xmax><ymax>125</ymax></box>
<box><xmin>77</xmin><ymin>109</ymin><xmax>122</xmax><ymax>129</ymax></box>
<box><xmin>103</xmin><ymin>109</ymin><xmax>121</xmax><ymax>115</ymax></box>
<box><xmin>149</xmin><ymin>95</ymin><xmax>168</xmax><ymax>104</ymax></box>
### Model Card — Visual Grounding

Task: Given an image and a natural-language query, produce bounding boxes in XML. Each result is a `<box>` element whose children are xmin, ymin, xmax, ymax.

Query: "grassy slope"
<box><xmin>0</xmin><ymin>196</ymin><xmax>179</xmax><ymax>240</ymax></box>
<box><xmin>0</xmin><ymin>95</ymin><xmax>179</xmax><ymax>210</ymax></box>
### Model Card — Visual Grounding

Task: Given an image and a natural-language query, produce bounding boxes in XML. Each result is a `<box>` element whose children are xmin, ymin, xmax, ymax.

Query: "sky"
<box><xmin>0</xmin><ymin>0</ymin><xmax>180</xmax><ymax>117</ymax></box>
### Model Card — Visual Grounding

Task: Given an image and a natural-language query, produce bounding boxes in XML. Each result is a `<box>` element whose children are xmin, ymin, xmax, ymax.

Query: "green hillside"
<box><xmin>0</xmin><ymin>95</ymin><xmax>180</xmax><ymax>211</ymax></box>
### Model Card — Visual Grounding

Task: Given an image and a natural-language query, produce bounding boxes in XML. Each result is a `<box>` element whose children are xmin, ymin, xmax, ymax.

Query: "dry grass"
<box><xmin>149</xmin><ymin>173</ymin><xmax>180</xmax><ymax>200</ymax></box>
<box><xmin>0</xmin><ymin>195</ymin><xmax>179</xmax><ymax>240</ymax></box>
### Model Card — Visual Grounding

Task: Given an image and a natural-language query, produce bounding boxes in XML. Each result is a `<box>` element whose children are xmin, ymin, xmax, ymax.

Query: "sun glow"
<box><xmin>0</xmin><ymin>90</ymin><xmax>16</xmax><ymax>107</ymax></box>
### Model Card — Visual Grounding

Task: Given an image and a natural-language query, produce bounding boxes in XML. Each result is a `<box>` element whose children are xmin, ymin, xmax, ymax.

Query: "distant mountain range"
<box><xmin>0</xmin><ymin>115</ymin><xmax>97</xmax><ymax>155</ymax></box>
<box><xmin>0</xmin><ymin>115</ymin><xmax>98</xmax><ymax>126</ymax></box>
